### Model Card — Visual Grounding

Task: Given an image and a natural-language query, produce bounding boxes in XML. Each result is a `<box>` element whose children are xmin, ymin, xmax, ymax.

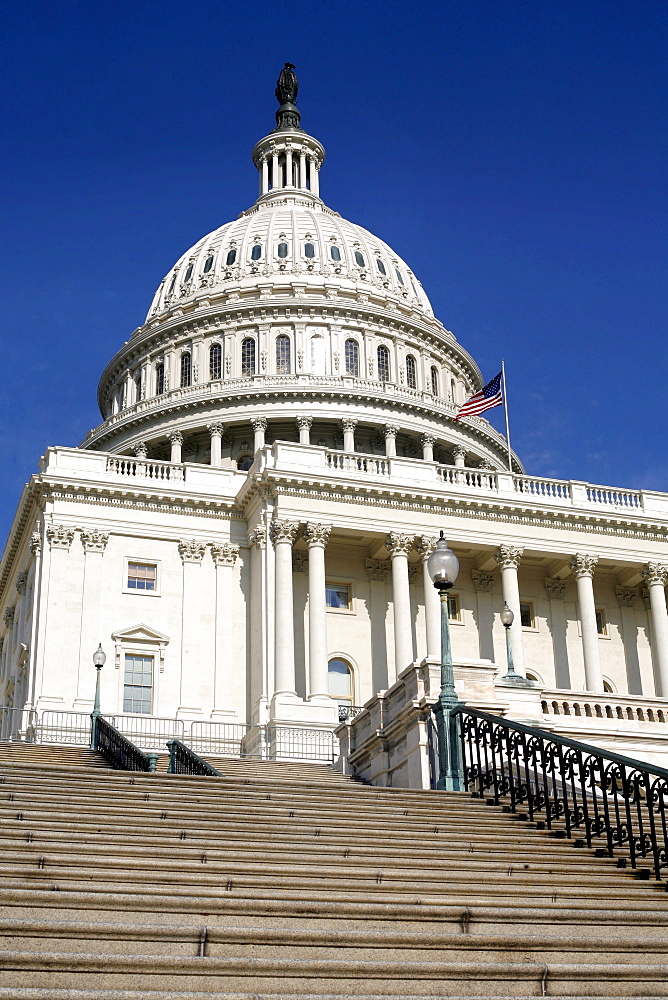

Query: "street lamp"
<box><xmin>500</xmin><ymin>602</ymin><xmax>517</xmax><ymax>679</ymax></box>
<box><xmin>427</xmin><ymin>531</ymin><xmax>464</xmax><ymax>791</ymax></box>
<box><xmin>90</xmin><ymin>644</ymin><xmax>106</xmax><ymax>748</ymax></box>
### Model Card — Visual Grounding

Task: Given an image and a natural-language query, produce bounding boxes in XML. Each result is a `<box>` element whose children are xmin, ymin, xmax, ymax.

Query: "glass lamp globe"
<box><xmin>427</xmin><ymin>533</ymin><xmax>459</xmax><ymax>590</ymax></box>
<box><xmin>500</xmin><ymin>602</ymin><xmax>514</xmax><ymax>628</ymax></box>
<box><xmin>93</xmin><ymin>644</ymin><xmax>106</xmax><ymax>668</ymax></box>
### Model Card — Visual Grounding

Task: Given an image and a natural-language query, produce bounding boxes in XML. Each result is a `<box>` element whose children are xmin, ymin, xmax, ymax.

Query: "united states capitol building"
<box><xmin>2</xmin><ymin>67</ymin><xmax>668</xmax><ymax>778</ymax></box>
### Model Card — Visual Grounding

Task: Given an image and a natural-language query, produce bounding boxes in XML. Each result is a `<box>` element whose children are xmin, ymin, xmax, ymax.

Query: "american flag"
<box><xmin>454</xmin><ymin>372</ymin><xmax>503</xmax><ymax>421</ymax></box>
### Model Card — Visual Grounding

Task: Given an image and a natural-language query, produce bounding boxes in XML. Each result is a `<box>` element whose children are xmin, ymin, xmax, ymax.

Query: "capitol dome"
<box><xmin>84</xmin><ymin>69</ymin><xmax>520</xmax><ymax>474</ymax></box>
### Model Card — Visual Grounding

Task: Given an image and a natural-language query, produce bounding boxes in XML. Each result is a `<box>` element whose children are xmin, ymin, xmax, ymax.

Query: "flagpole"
<box><xmin>501</xmin><ymin>359</ymin><xmax>513</xmax><ymax>472</ymax></box>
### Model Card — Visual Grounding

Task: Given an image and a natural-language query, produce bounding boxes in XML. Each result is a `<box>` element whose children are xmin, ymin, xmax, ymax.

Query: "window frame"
<box><xmin>377</xmin><ymin>344</ymin><xmax>391</xmax><ymax>383</ymax></box>
<box><xmin>123</xmin><ymin>652</ymin><xmax>154</xmax><ymax>715</ymax></box>
<box><xmin>344</xmin><ymin>338</ymin><xmax>360</xmax><ymax>377</ymax></box>
<box><xmin>325</xmin><ymin>580</ymin><xmax>355</xmax><ymax>614</ymax></box>
<box><xmin>519</xmin><ymin>601</ymin><xmax>536</xmax><ymax>630</ymax></box>
<box><xmin>209</xmin><ymin>342</ymin><xmax>222</xmax><ymax>381</ymax></box>
<box><xmin>180</xmin><ymin>352</ymin><xmax>192</xmax><ymax>388</ymax></box>
<box><xmin>123</xmin><ymin>557</ymin><xmax>161</xmax><ymax>597</ymax></box>
<box><xmin>596</xmin><ymin>607</ymin><xmax>609</xmax><ymax>638</ymax></box>
<box><xmin>155</xmin><ymin>362</ymin><xmax>165</xmax><ymax>396</ymax></box>
<box><xmin>275</xmin><ymin>334</ymin><xmax>291</xmax><ymax>374</ymax></box>
<box><xmin>430</xmin><ymin>366</ymin><xmax>439</xmax><ymax>396</ymax></box>
<box><xmin>405</xmin><ymin>354</ymin><xmax>418</xmax><ymax>389</ymax></box>
<box><xmin>327</xmin><ymin>656</ymin><xmax>355</xmax><ymax>706</ymax></box>
<box><xmin>446</xmin><ymin>592</ymin><xmax>462</xmax><ymax>624</ymax></box>
<box><xmin>241</xmin><ymin>337</ymin><xmax>256</xmax><ymax>377</ymax></box>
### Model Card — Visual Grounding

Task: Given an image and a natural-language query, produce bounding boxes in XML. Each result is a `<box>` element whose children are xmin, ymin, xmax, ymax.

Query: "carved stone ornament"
<box><xmin>3</xmin><ymin>607</ymin><xmax>15</xmax><ymax>628</ymax></box>
<box><xmin>615</xmin><ymin>586</ymin><xmax>638</xmax><ymax>608</ymax></box>
<box><xmin>544</xmin><ymin>577</ymin><xmax>567</xmax><ymax>600</ymax></box>
<box><xmin>207</xmin><ymin>422</ymin><xmax>225</xmax><ymax>436</ymax></box>
<box><xmin>269</xmin><ymin>520</ymin><xmax>300</xmax><ymax>546</ymax></box>
<box><xmin>296</xmin><ymin>416</ymin><xmax>313</xmax><ymax>430</ymax></box>
<box><xmin>570</xmin><ymin>553</ymin><xmax>598</xmax><ymax>579</ymax></box>
<box><xmin>133</xmin><ymin>441</ymin><xmax>148</xmax><ymax>458</ymax></box>
<box><xmin>80</xmin><ymin>529</ymin><xmax>110</xmax><ymax>553</ymax></box>
<box><xmin>416</xmin><ymin>536</ymin><xmax>438</xmax><ymax>561</ymax></box>
<box><xmin>178</xmin><ymin>539</ymin><xmax>207</xmax><ymax>564</ymax></box>
<box><xmin>472</xmin><ymin>569</ymin><xmax>496</xmax><ymax>593</ymax></box>
<box><xmin>30</xmin><ymin>532</ymin><xmax>41</xmax><ymax>557</ymax></box>
<box><xmin>16</xmin><ymin>573</ymin><xmax>28</xmax><ymax>596</ymax></box>
<box><xmin>477</xmin><ymin>459</ymin><xmax>494</xmax><ymax>470</ymax></box>
<box><xmin>252</xmin><ymin>417</ymin><xmax>268</xmax><ymax>432</ymax></box>
<box><xmin>365</xmin><ymin>558</ymin><xmax>390</xmax><ymax>582</ymax></box>
<box><xmin>642</xmin><ymin>562</ymin><xmax>668</xmax><ymax>588</ymax></box>
<box><xmin>46</xmin><ymin>525</ymin><xmax>75</xmax><ymax>551</ymax></box>
<box><xmin>297</xmin><ymin>348</ymin><xmax>304</xmax><ymax>370</ymax></box>
<box><xmin>211</xmin><ymin>542</ymin><xmax>240</xmax><ymax>567</ymax></box>
<box><xmin>386</xmin><ymin>531</ymin><xmax>414</xmax><ymax>558</ymax></box>
<box><xmin>495</xmin><ymin>545</ymin><xmax>523</xmax><ymax>571</ymax></box>
<box><xmin>341</xmin><ymin>418</ymin><xmax>358</xmax><ymax>433</ymax></box>
<box><xmin>169</xmin><ymin>430</ymin><xmax>183</xmax><ymax>446</ymax></box>
<box><xmin>292</xmin><ymin>551</ymin><xmax>308</xmax><ymax>573</ymax></box>
<box><xmin>303</xmin><ymin>523</ymin><xmax>332</xmax><ymax>549</ymax></box>
<box><xmin>452</xmin><ymin>445</ymin><xmax>467</xmax><ymax>461</ymax></box>
<box><xmin>420</xmin><ymin>434</ymin><xmax>436</xmax><ymax>448</ymax></box>
<box><xmin>384</xmin><ymin>424</ymin><xmax>399</xmax><ymax>439</ymax></box>
<box><xmin>248</xmin><ymin>525</ymin><xmax>267</xmax><ymax>549</ymax></box>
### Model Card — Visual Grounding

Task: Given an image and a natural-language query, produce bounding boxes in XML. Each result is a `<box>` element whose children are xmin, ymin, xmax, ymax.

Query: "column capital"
<box><xmin>169</xmin><ymin>430</ymin><xmax>183</xmax><ymax>446</ymax></box>
<box><xmin>46</xmin><ymin>525</ymin><xmax>75</xmax><ymax>551</ymax></box>
<box><xmin>16</xmin><ymin>572</ymin><xmax>28</xmax><ymax>596</ymax></box>
<box><xmin>207</xmin><ymin>422</ymin><xmax>225</xmax><ymax>436</ymax></box>
<box><xmin>570</xmin><ymin>553</ymin><xmax>598</xmax><ymax>579</ymax></box>
<box><xmin>615</xmin><ymin>585</ymin><xmax>638</xmax><ymax>608</ymax></box>
<box><xmin>252</xmin><ymin>417</ymin><xmax>268</xmax><ymax>432</ymax></box>
<box><xmin>296</xmin><ymin>415</ymin><xmax>313</xmax><ymax>430</ymax></box>
<box><xmin>477</xmin><ymin>458</ymin><xmax>494</xmax><ymax>470</ymax></box>
<box><xmin>365</xmin><ymin>558</ymin><xmax>390</xmax><ymax>582</ymax></box>
<box><xmin>386</xmin><ymin>531</ymin><xmax>414</xmax><ymax>558</ymax></box>
<box><xmin>416</xmin><ymin>535</ymin><xmax>438</xmax><ymax>561</ymax></box>
<box><xmin>420</xmin><ymin>433</ymin><xmax>436</xmax><ymax>448</ymax></box>
<box><xmin>341</xmin><ymin>418</ymin><xmax>358</xmax><ymax>432</ymax></box>
<box><xmin>248</xmin><ymin>525</ymin><xmax>267</xmax><ymax>549</ymax></box>
<box><xmin>544</xmin><ymin>577</ymin><xmax>567</xmax><ymax>600</ymax></box>
<box><xmin>303</xmin><ymin>523</ymin><xmax>332</xmax><ymax>549</ymax></box>
<box><xmin>384</xmin><ymin>424</ymin><xmax>399</xmax><ymax>439</ymax></box>
<box><xmin>495</xmin><ymin>544</ymin><xmax>523</xmax><ymax>571</ymax></box>
<box><xmin>178</xmin><ymin>539</ymin><xmax>207</xmax><ymax>564</ymax></box>
<box><xmin>132</xmin><ymin>441</ymin><xmax>148</xmax><ymax>458</ymax></box>
<box><xmin>30</xmin><ymin>532</ymin><xmax>41</xmax><ymax>557</ymax></box>
<box><xmin>270</xmin><ymin>520</ymin><xmax>300</xmax><ymax>546</ymax></box>
<box><xmin>642</xmin><ymin>562</ymin><xmax>668</xmax><ymax>587</ymax></box>
<box><xmin>452</xmin><ymin>445</ymin><xmax>467</xmax><ymax>461</ymax></box>
<box><xmin>3</xmin><ymin>607</ymin><xmax>15</xmax><ymax>628</ymax></box>
<box><xmin>472</xmin><ymin>569</ymin><xmax>495</xmax><ymax>593</ymax></box>
<box><xmin>80</xmin><ymin>529</ymin><xmax>109</xmax><ymax>553</ymax></box>
<box><xmin>211</xmin><ymin>542</ymin><xmax>239</xmax><ymax>567</ymax></box>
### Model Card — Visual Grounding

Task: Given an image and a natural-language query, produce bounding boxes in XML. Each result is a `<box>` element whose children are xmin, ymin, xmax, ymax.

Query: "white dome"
<box><xmin>146</xmin><ymin>195</ymin><xmax>434</xmax><ymax>322</ymax></box>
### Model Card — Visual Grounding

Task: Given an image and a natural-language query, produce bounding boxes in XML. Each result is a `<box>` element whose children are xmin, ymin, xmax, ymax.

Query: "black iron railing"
<box><xmin>94</xmin><ymin>716</ymin><xmax>157</xmax><ymax>772</ymax></box>
<box><xmin>456</xmin><ymin>706</ymin><xmax>668</xmax><ymax>881</ymax></box>
<box><xmin>167</xmin><ymin>738</ymin><xmax>222</xmax><ymax>776</ymax></box>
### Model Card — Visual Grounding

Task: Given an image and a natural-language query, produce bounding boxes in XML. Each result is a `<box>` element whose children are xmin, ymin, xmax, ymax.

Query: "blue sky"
<box><xmin>1</xmin><ymin>1</ymin><xmax>666</xmax><ymax>543</ymax></box>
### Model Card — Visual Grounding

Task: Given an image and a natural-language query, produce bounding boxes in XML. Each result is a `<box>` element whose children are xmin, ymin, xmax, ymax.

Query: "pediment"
<box><xmin>111</xmin><ymin>623</ymin><xmax>170</xmax><ymax>644</ymax></box>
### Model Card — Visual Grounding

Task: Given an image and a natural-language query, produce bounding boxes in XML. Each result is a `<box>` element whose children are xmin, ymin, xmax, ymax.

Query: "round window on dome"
<box><xmin>203</xmin><ymin>255</ymin><xmax>214</xmax><ymax>273</ymax></box>
<box><xmin>330</xmin><ymin>245</ymin><xmax>341</xmax><ymax>262</ymax></box>
<box><xmin>226</xmin><ymin>248</ymin><xmax>237</xmax><ymax>266</ymax></box>
<box><xmin>304</xmin><ymin>242</ymin><xmax>315</xmax><ymax>258</ymax></box>
<box><xmin>354</xmin><ymin>251</ymin><xmax>365</xmax><ymax>268</ymax></box>
<box><xmin>184</xmin><ymin>263</ymin><xmax>193</xmax><ymax>282</ymax></box>
<box><xmin>251</xmin><ymin>244</ymin><xmax>262</xmax><ymax>261</ymax></box>
<box><xmin>376</xmin><ymin>258</ymin><xmax>387</xmax><ymax>276</ymax></box>
<box><xmin>277</xmin><ymin>242</ymin><xmax>288</xmax><ymax>258</ymax></box>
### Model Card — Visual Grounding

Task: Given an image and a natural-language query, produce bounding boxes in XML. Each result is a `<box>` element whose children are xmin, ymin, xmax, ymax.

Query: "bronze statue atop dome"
<box><xmin>274</xmin><ymin>62</ymin><xmax>301</xmax><ymax>131</ymax></box>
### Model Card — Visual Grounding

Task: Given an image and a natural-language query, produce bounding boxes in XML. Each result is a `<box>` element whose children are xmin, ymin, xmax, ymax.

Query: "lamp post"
<box><xmin>500</xmin><ymin>602</ymin><xmax>517</xmax><ymax>679</ymax></box>
<box><xmin>90</xmin><ymin>644</ymin><xmax>106</xmax><ymax>748</ymax></box>
<box><xmin>427</xmin><ymin>531</ymin><xmax>464</xmax><ymax>791</ymax></box>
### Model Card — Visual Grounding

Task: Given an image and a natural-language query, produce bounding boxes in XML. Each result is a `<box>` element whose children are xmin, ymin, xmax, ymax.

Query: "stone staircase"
<box><xmin>0</xmin><ymin>742</ymin><xmax>667</xmax><ymax>998</ymax></box>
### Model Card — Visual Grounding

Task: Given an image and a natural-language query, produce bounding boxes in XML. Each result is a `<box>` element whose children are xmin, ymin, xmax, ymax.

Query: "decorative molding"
<box><xmin>46</xmin><ymin>525</ymin><xmax>75</xmax><ymax>551</ymax></box>
<box><xmin>30</xmin><ymin>532</ymin><xmax>41</xmax><ymax>557</ymax></box>
<box><xmin>384</xmin><ymin>424</ymin><xmax>399</xmax><ymax>439</ymax></box>
<box><xmin>570</xmin><ymin>553</ymin><xmax>598</xmax><ymax>579</ymax></box>
<box><xmin>615</xmin><ymin>585</ymin><xmax>638</xmax><ymax>608</ymax></box>
<box><xmin>80</xmin><ymin>529</ymin><xmax>110</xmax><ymax>553</ymax></box>
<box><xmin>416</xmin><ymin>535</ymin><xmax>438</xmax><ymax>561</ymax></box>
<box><xmin>248</xmin><ymin>525</ymin><xmax>267</xmax><ymax>549</ymax></box>
<box><xmin>178</xmin><ymin>539</ymin><xmax>207</xmax><ymax>564</ymax></box>
<box><xmin>296</xmin><ymin>415</ymin><xmax>313</xmax><ymax>430</ymax></box>
<box><xmin>452</xmin><ymin>445</ymin><xmax>467</xmax><ymax>461</ymax></box>
<box><xmin>269</xmin><ymin>520</ymin><xmax>300</xmax><ymax>546</ymax></box>
<box><xmin>133</xmin><ymin>441</ymin><xmax>148</xmax><ymax>458</ymax></box>
<box><xmin>386</xmin><ymin>531</ymin><xmax>414</xmax><ymax>558</ymax></box>
<box><xmin>169</xmin><ymin>430</ymin><xmax>183</xmax><ymax>446</ymax></box>
<box><xmin>478</xmin><ymin>459</ymin><xmax>494</xmax><ymax>470</ymax></box>
<box><xmin>472</xmin><ymin>569</ymin><xmax>496</xmax><ymax>593</ymax></box>
<box><xmin>3</xmin><ymin>607</ymin><xmax>15</xmax><ymax>628</ymax></box>
<box><xmin>420</xmin><ymin>434</ymin><xmax>435</xmax><ymax>448</ymax></box>
<box><xmin>642</xmin><ymin>562</ymin><xmax>668</xmax><ymax>588</ymax></box>
<box><xmin>341</xmin><ymin>418</ymin><xmax>358</xmax><ymax>433</ymax></box>
<box><xmin>15</xmin><ymin>573</ymin><xmax>28</xmax><ymax>596</ymax></box>
<box><xmin>292</xmin><ymin>551</ymin><xmax>308</xmax><ymax>573</ymax></box>
<box><xmin>495</xmin><ymin>544</ymin><xmax>523</xmax><ymax>571</ymax></box>
<box><xmin>207</xmin><ymin>422</ymin><xmax>225</xmax><ymax>436</ymax></box>
<box><xmin>365</xmin><ymin>558</ymin><xmax>390</xmax><ymax>582</ymax></box>
<box><xmin>111</xmin><ymin>623</ymin><xmax>170</xmax><ymax>674</ymax></box>
<box><xmin>303</xmin><ymin>522</ymin><xmax>332</xmax><ymax>549</ymax></box>
<box><xmin>544</xmin><ymin>577</ymin><xmax>567</xmax><ymax>600</ymax></box>
<box><xmin>210</xmin><ymin>542</ymin><xmax>239</xmax><ymax>567</ymax></box>
<box><xmin>252</xmin><ymin>417</ymin><xmax>268</xmax><ymax>432</ymax></box>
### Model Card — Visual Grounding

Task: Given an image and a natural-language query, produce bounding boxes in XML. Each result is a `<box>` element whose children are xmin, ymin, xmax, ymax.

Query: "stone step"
<box><xmin>1</xmin><ymin>993</ymin><xmax>667</xmax><ymax>1000</ymax></box>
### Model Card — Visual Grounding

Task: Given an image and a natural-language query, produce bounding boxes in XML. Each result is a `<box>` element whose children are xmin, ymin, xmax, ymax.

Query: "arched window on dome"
<box><xmin>406</xmin><ymin>354</ymin><xmax>417</xmax><ymax>389</ymax></box>
<box><xmin>209</xmin><ymin>343</ymin><xmax>222</xmax><ymax>381</ymax></box>
<box><xmin>134</xmin><ymin>373</ymin><xmax>141</xmax><ymax>404</ymax></box>
<box><xmin>376</xmin><ymin>257</ymin><xmax>387</xmax><ymax>276</ymax></box>
<box><xmin>167</xmin><ymin>273</ymin><xmax>177</xmax><ymax>295</ymax></box>
<box><xmin>276</xmin><ymin>335</ymin><xmax>291</xmax><ymax>374</ymax></box>
<box><xmin>354</xmin><ymin>251</ymin><xmax>366</xmax><ymax>268</ymax></box>
<box><xmin>277</xmin><ymin>242</ymin><xmax>289</xmax><ymax>258</ymax></box>
<box><xmin>251</xmin><ymin>244</ymin><xmax>262</xmax><ymax>261</ymax></box>
<box><xmin>395</xmin><ymin>268</ymin><xmax>405</xmax><ymax>286</ymax></box>
<box><xmin>155</xmin><ymin>363</ymin><xmax>165</xmax><ymax>396</ymax></box>
<box><xmin>344</xmin><ymin>339</ymin><xmax>359</xmax><ymax>377</ymax></box>
<box><xmin>226</xmin><ymin>248</ymin><xmax>237</xmax><ymax>266</ymax></box>
<box><xmin>183</xmin><ymin>262</ymin><xmax>193</xmax><ymax>283</ymax></box>
<box><xmin>330</xmin><ymin>245</ymin><xmax>341</xmax><ymax>262</ymax></box>
<box><xmin>328</xmin><ymin>658</ymin><xmax>354</xmax><ymax>712</ymax></box>
<box><xmin>377</xmin><ymin>345</ymin><xmax>390</xmax><ymax>383</ymax></box>
<box><xmin>304</xmin><ymin>242</ymin><xmax>315</xmax><ymax>258</ymax></box>
<box><xmin>180</xmin><ymin>353</ymin><xmax>192</xmax><ymax>388</ymax></box>
<box><xmin>430</xmin><ymin>366</ymin><xmax>439</xmax><ymax>397</ymax></box>
<box><xmin>203</xmin><ymin>254</ymin><xmax>214</xmax><ymax>274</ymax></box>
<box><xmin>241</xmin><ymin>338</ymin><xmax>256</xmax><ymax>377</ymax></box>
<box><xmin>310</xmin><ymin>334</ymin><xmax>327</xmax><ymax>375</ymax></box>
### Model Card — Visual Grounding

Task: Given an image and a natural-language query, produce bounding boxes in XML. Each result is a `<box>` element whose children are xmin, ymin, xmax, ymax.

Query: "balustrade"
<box><xmin>106</xmin><ymin>456</ymin><xmax>184</xmax><ymax>482</ymax></box>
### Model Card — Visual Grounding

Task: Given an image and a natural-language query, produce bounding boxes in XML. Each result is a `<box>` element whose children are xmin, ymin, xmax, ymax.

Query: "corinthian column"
<box><xmin>495</xmin><ymin>545</ymin><xmax>526</xmax><ymax>677</ymax></box>
<box><xmin>304</xmin><ymin>523</ymin><xmax>332</xmax><ymax>699</ymax></box>
<box><xmin>296</xmin><ymin>415</ymin><xmax>312</xmax><ymax>445</ymax></box>
<box><xmin>417</xmin><ymin>536</ymin><xmax>440</xmax><ymax>661</ymax></box>
<box><xmin>169</xmin><ymin>430</ymin><xmax>183</xmax><ymax>464</ymax></box>
<box><xmin>384</xmin><ymin>424</ymin><xmax>398</xmax><ymax>458</ymax></box>
<box><xmin>570</xmin><ymin>553</ymin><xmax>603</xmax><ymax>692</ymax></box>
<box><xmin>208</xmin><ymin>423</ymin><xmax>224</xmax><ymax>467</ymax></box>
<box><xmin>270</xmin><ymin>520</ymin><xmax>300</xmax><ymax>695</ymax></box>
<box><xmin>642</xmin><ymin>563</ymin><xmax>668</xmax><ymax>697</ymax></box>
<box><xmin>252</xmin><ymin>417</ymin><xmax>268</xmax><ymax>452</ymax></box>
<box><xmin>420</xmin><ymin>434</ymin><xmax>435</xmax><ymax>463</ymax></box>
<box><xmin>386</xmin><ymin>532</ymin><xmax>415</xmax><ymax>682</ymax></box>
<box><xmin>342</xmin><ymin>418</ymin><xmax>357</xmax><ymax>454</ymax></box>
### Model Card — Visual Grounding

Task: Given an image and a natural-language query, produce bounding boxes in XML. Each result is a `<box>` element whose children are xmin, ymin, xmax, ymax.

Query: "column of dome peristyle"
<box><xmin>251</xmin><ymin>131</ymin><xmax>325</xmax><ymax>199</ymax></box>
<box><xmin>642</xmin><ymin>562</ymin><xmax>668</xmax><ymax>696</ymax></box>
<box><xmin>570</xmin><ymin>553</ymin><xmax>603</xmax><ymax>693</ymax></box>
<box><xmin>304</xmin><ymin>523</ymin><xmax>332</xmax><ymax>700</ymax></box>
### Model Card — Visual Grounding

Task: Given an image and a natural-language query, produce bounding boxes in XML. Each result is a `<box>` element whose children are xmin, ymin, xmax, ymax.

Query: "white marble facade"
<box><xmin>1</xmin><ymin>91</ymin><xmax>668</xmax><ymax>760</ymax></box>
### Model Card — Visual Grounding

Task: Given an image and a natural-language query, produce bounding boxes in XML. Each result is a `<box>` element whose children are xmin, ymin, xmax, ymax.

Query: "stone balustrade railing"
<box><xmin>106</xmin><ymin>456</ymin><xmax>185</xmax><ymax>482</ymax></box>
<box><xmin>541</xmin><ymin>690</ymin><xmax>668</xmax><ymax>725</ymax></box>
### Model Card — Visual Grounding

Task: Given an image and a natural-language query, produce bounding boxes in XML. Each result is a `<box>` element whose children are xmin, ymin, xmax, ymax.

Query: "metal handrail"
<box><xmin>94</xmin><ymin>716</ymin><xmax>157</xmax><ymax>772</ymax></box>
<box><xmin>167</xmin><ymin>739</ymin><xmax>222</xmax><ymax>776</ymax></box>
<box><xmin>455</xmin><ymin>706</ymin><xmax>668</xmax><ymax>881</ymax></box>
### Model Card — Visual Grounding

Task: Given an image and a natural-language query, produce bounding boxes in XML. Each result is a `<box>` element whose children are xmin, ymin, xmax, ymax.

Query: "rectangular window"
<box><xmin>127</xmin><ymin>562</ymin><xmax>157</xmax><ymax>591</ymax></box>
<box><xmin>596</xmin><ymin>608</ymin><xmax>607</xmax><ymax>636</ymax></box>
<box><xmin>519</xmin><ymin>601</ymin><xmax>535</xmax><ymax>628</ymax></box>
<box><xmin>326</xmin><ymin>583</ymin><xmax>350</xmax><ymax>610</ymax></box>
<box><xmin>447</xmin><ymin>593</ymin><xmax>461</xmax><ymax>622</ymax></box>
<box><xmin>123</xmin><ymin>654</ymin><xmax>153</xmax><ymax>714</ymax></box>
